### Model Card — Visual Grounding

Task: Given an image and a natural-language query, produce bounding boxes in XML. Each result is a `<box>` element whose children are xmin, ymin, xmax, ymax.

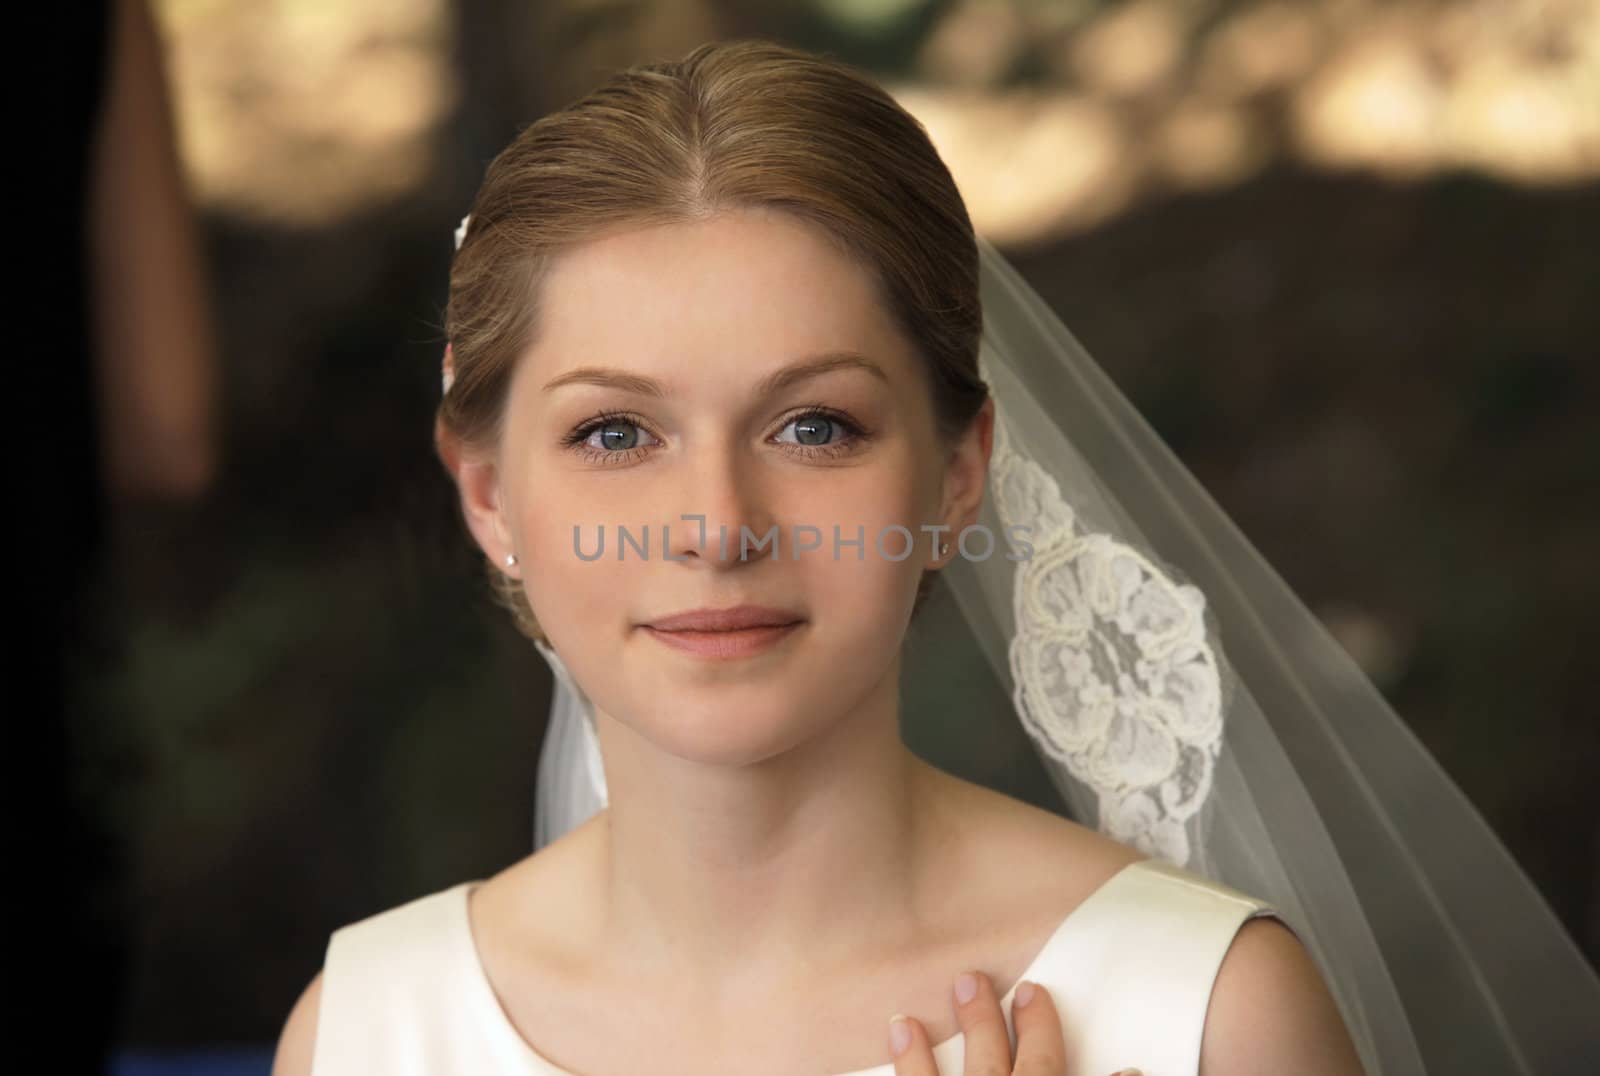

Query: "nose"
<box><xmin>658</xmin><ymin>444</ymin><xmax>780</xmax><ymax>568</ymax></box>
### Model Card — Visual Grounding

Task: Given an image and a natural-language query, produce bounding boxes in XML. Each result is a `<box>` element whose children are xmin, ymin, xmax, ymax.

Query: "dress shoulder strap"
<box><xmin>311</xmin><ymin>881</ymin><xmax>488</xmax><ymax>1076</ymax></box>
<box><xmin>1025</xmin><ymin>858</ymin><xmax>1283</xmax><ymax>1076</ymax></box>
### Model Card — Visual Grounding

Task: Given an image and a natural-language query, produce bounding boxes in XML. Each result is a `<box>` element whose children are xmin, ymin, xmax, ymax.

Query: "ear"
<box><xmin>435</xmin><ymin>415</ymin><xmax>519</xmax><ymax>577</ymax></box>
<box><xmin>935</xmin><ymin>395</ymin><xmax>994</xmax><ymax>562</ymax></box>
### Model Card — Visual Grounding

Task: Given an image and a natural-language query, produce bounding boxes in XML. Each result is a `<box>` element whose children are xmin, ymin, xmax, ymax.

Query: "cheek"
<box><xmin>793</xmin><ymin>460</ymin><xmax>932</xmax><ymax>622</ymax></box>
<box><xmin>513</xmin><ymin>487</ymin><xmax>632</xmax><ymax>650</ymax></box>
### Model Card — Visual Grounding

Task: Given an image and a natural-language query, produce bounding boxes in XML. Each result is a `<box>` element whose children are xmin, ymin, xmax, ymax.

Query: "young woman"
<box><xmin>273</xmin><ymin>38</ymin><xmax>1597</xmax><ymax>1076</ymax></box>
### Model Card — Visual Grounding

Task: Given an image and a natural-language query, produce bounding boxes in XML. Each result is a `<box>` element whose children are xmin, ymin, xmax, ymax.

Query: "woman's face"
<box><xmin>456</xmin><ymin>207</ymin><xmax>991</xmax><ymax>767</ymax></box>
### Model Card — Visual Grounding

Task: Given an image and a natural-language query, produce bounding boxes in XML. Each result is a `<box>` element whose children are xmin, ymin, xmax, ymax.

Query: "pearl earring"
<box><xmin>505</xmin><ymin>553</ymin><xmax>518</xmax><ymax>567</ymax></box>
<box><xmin>939</xmin><ymin>541</ymin><xmax>950</xmax><ymax>557</ymax></box>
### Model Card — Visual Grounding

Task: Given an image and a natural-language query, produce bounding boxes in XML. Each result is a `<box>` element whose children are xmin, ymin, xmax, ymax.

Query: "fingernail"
<box><xmin>1014</xmin><ymin>980</ymin><xmax>1036</xmax><ymax>1008</ymax></box>
<box><xmin>1115</xmin><ymin>1069</ymin><xmax>1144</xmax><ymax>1075</ymax></box>
<box><xmin>888</xmin><ymin>1014</ymin><xmax>911</xmax><ymax>1057</ymax></box>
<box><xmin>954</xmin><ymin>971</ymin><xmax>978</xmax><ymax>1005</ymax></box>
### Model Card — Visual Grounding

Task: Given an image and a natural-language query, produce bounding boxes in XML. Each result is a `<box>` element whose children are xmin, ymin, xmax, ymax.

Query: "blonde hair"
<box><xmin>439</xmin><ymin>39</ymin><xmax>988</xmax><ymax>644</ymax></box>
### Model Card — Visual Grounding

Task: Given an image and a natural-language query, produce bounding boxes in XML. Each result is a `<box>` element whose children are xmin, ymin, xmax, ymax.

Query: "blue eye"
<box><xmin>773</xmin><ymin>407</ymin><xmax>867</xmax><ymax>459</ymax></box>
<box><xmin>777</xmin><ymin>413</ymin><xmax>837</xmax><ymax>446</ymax></box>
<box><xmin>586</xmin><ymin>420</ymin><xmax>657</xmax><ymax>453</ymax></box>
<box><xmin>563</xmin><ymin>412</ymin><xmax>660</xmax><ymax>465</ymax></box>
<box><xmin>561</xmin><ymin>406</ymin><xmax>869</xmax><ymax>466</ymax></box>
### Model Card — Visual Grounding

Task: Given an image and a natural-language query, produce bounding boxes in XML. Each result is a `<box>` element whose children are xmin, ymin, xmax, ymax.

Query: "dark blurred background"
<box><xmin>56</xmin><ymin>0</ymin><xmax>1596</xmax><ymax>1069</ymax></box>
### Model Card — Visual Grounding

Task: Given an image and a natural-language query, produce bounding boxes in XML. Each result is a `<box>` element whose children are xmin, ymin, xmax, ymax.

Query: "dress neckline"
<box><xmin>452</xmin><ymin>858</ymin><xmax>1150</xmax><ymax>1076</ymax></box>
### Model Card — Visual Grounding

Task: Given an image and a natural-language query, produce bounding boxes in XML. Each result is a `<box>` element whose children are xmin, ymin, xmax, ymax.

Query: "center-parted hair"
<box><xmin>440</xmin><ymin>38</ymin><xmax>988</xmax><ymax>643</ymax></box>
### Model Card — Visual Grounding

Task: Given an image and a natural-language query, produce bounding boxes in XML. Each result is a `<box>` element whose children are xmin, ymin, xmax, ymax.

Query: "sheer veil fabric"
<box><xmin>520</xmin><ymin>233</ymin><xmax>1600</xmax><ymax>1075</ymax></box>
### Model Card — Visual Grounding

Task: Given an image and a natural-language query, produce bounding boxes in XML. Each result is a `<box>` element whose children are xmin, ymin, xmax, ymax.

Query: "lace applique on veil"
<box><xmin>988</xmin><ymin>399</ymin><xmax>1224</xmax><ymax>867</ymax></box>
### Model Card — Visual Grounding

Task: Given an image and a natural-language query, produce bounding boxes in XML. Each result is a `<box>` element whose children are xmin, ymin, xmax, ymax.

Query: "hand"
<box><xmin>886</xmin><ymin>970</ymin><xmax>1141</xmax><ymax>1076</ymax></box>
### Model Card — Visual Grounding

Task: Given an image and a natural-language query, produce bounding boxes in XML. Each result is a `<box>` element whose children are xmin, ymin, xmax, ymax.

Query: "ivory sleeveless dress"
<box><xmin>310</xmin><ymin>857</ymin><xmax>1281</xmax><ymax>1076</ymax></box>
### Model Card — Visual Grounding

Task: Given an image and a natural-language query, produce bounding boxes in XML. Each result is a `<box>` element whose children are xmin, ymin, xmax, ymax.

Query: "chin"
<box><xmin>628</xmin><ymin>698</ymin><xmax>832</xmax><ymax>768</ymax></box>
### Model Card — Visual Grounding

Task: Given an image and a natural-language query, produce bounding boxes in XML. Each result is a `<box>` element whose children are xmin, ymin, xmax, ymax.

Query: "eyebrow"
<box><xmin>540</xmin><ymin>350</ymin><xmax>889</xmax><ymax>398</ymax></box>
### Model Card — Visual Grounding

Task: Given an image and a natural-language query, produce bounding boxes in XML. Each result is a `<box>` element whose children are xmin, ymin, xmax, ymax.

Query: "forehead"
<box><xmin>517</xmin><ymin>209</ymin><xmax>920</xmax><ymax>392</ymax></box>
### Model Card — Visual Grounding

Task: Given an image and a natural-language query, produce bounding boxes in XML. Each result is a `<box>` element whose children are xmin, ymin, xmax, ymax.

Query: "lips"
<box><xmin>642</xmin><ymin>605</ymin><xmax>805</xmax><ymax>633</ymax></box>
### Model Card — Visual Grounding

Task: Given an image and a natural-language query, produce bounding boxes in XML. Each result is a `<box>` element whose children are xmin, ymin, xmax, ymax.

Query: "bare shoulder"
<box><xmin>955</xmin><ymin>769</ymin><xmax>1364</xmax><ymax>1074</ymax></box>
<box><xmin>271</xmin><ymin>969</ymin><xmax>323</xmax><ymax>1076</ymax></box>
<box><xmin>924</xmin><ymin>763</ymin><xmax>1147</xmax><ymax>914</ymax></box>
<box><xmin>1200</xmin><ymin>917</ymin><xmax>1365</xmax><ymax>1076</ymax></box>
<box><xmin>466</xmin><ymin>811</ymin><xmax>611</xmax><ymax>978</ymax></box>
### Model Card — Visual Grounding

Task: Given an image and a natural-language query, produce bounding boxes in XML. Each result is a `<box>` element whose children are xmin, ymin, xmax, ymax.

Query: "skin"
<box><xmin>455</xmin><ymin>206</ymin><xmax>1000</xmax><ymax>998</ymax></box>
<box><xmin>274</xmin><ymin>206</ymin><xmax>1363</xmax><ymax>1076</ymax></box>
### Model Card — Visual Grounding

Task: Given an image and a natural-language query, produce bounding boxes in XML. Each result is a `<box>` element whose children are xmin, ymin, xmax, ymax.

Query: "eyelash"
<box><xmin>561</xmin><ymin>405</ymin><xmax>868</xmax><ymax>466</ymax></box>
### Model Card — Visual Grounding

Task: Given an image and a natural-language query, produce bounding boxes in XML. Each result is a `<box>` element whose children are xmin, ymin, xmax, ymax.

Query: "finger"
<box><xmin>1008</xmin><ymin>979</ymin><xmax>1067</xmax><ymax>1076</ymax></box>
<box><xmin>888</xmin><ymin>1012</ymin><xmax>939</xmax><ymax>1076</ymax></box>
<box><xmin>952</xmin><ymin>971</ymin><xmax>1013</xmax><ymax>1075</ymax></box>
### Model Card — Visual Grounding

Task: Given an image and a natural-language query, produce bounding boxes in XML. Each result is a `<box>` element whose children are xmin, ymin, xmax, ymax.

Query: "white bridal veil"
<box><xmin>459</xmin><ymin>219</ymin><xmax>1600</xmax><ymax>1074</ymax></box>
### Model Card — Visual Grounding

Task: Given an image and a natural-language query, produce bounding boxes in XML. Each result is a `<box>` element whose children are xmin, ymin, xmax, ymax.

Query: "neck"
<box><xmin>583</xmin><ymin>654</ymin><xmax>947</xmax><ymax>1003</ymax></box>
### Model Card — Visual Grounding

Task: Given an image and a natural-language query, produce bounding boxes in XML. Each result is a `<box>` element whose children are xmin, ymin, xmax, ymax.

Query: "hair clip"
<box><xmin>442</xmin><ymin>213</ymin><xmax>472</xmax><ymax>395</ymax></box>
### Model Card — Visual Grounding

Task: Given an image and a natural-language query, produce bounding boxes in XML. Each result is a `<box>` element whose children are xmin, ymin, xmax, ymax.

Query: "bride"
<box><xmin>274</xmin><ymin>39</ymin><xmax>1598</xmax><ymax>1076</ymax></box>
